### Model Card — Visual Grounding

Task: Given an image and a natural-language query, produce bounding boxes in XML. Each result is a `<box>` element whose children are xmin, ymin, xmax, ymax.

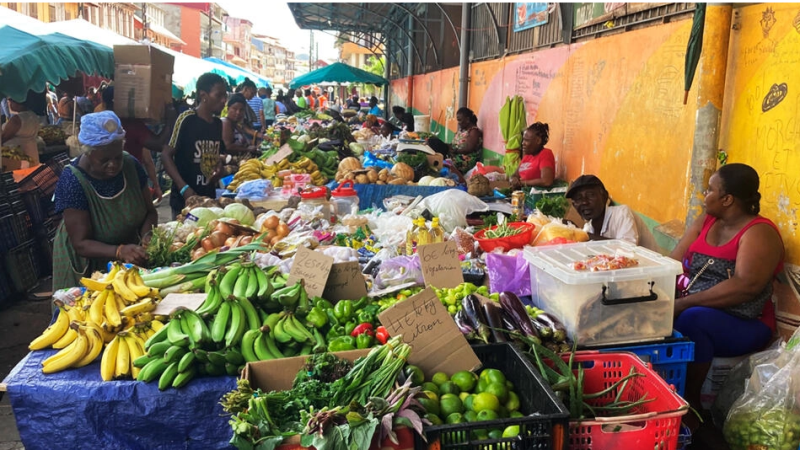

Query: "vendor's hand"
<box><xmin>510</xmin><ymin>176</ymin><xmax>522</xmax><ymax>190</ymax></box>
<box><xmin>119</xmin><ymin>244</ymin><xmax>147</xmax><ymax>266</ymax></box>
<box><xmin>673</xmin><ymin>297</ymin><xmax>691</xmax><ymax>318</ymax></box>
<box><xmin>182</xmin><ymin>187</ymin><xmax>197</xmax><ymax>199</ymax></box>
<box><xmin>152</xmin><ymin>186</ymin><xmax>163</xmax><ymax>202</ymax></box>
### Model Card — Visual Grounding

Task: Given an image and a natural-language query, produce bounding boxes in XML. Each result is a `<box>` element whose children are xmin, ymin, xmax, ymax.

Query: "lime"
<box><xmin>418</xmin><ymin>397</ymin><xmax>440</xmax><ymax>416</ymax></box>
<box><xmin>480</xmin><ymin>368</ymin><xmax>507</xmax><ymax>385</ymax></box>
<box><xmin>445</xmin><ymin>412</ymin><xmax>465</xmax><ymax>424</ymax></box>
<box><xmin>404</xmin><ymin>365</ymin><xmax>424</xmax><ymax>386</ymax></box>
<box><xmin>463</xmin><ymin>394</ymin><xmax>475</xmax><ymax>412</ymax></box>
<box><xmin>476</xmin><ymin>409</ymin><xmax>499</xmax><ymax>422</ymax></box>
<box><xmin>439</xmin><ymin>393</ymin><xmax>464</xmax><ymax>417</ymax></box>
<box><xmin>472</xmin><ymin>392</ymin><xmax>500</xmax><ymax>413</ymax></box>
<box><xmin>425</xmin><ymin>413</ymin><xmax>443</xmax><ymax>425</ymax></box>
<box><xmin>483</xmin><ymin>382</ymin><xmax>509</xmax><ymax>404</ymax></box>
<box><xmin>476</xmin><ymin>378</ymin><xmax>489</xmax><ymax>394</ymax></box>
<box><xmin>471</xmin><ymin>429</ymin><xmax>489</xmax><ymax>440</ymax></box>
<box><xmin>488</xmin><ymin>429</ymin><xmax>503</xmax><ymax>440</ymax></box>
<box><xmin>438</xmin><ymin>381</ymin><xmax>461</xmax><ymax>396</ymax></box>
<box><xmin>496</xmin><ymin>405</ymin><xmax>509</xmax><ymax>418</ymax></box>
<box><xmin>447</xmin><ymin>305</ymin><xmax>457</xmax><ymax>315</ymax></box>
<box><xmin>421</xmin><ymin>382</ymin><xmax>439</xmax><ymax>395</ymax></box>
<box><xmin>510</xmin><ymin>411</ymin><xmax>524</xmax><ymax>418</ymax></box>
<box><xmin>423</xmin><ymin>390</ymin><xmax>439</xmax><ymax>402</ymax></box>
<box><xmin>451</xmin><ymin>370</ymin><xmax>478</xmax><ymax>393</ymax></box>
<box><xmin>463</xmin><ymin>410</ymin><xmax>478</xmax><ymax>422</ymax></box>
<box><xmin>502</xmin><ymin>425</ymin><xmax>520</xmax><ymax>438</ymax></box>
<box><xmin>431</xmin><ymin>372</ymin><xmax>449</xmax><ymax>386</ymax></box>
<box><xmin>505</xmin><ymin>391</ymin><xmax>520</xmax><ymax>412</ymax></box>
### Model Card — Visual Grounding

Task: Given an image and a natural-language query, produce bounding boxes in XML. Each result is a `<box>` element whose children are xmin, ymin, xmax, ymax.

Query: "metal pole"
<box><xmin>141</xmin><ymin>2</ymin><xmax>147</xmax><ymax>43</ymax></box>
<box><xmin>458</xmin><ymin>2</ymin><xmax>470</xmax><ymax>108</ymax></box>
<box><xmin>383</xmin><ymin>40</ymin><xmax>390</xmax><ymax>121</ymax></box>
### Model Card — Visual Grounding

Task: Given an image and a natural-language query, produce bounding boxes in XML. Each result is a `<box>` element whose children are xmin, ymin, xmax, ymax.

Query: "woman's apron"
<box><xmin>52</xmin><ymin>155</ymin><xmax>148</xmax><ymax>291</ymax></box>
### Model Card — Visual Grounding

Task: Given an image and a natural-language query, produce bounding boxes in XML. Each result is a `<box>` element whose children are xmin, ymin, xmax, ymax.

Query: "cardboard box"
<box><xmin>1</xmin><ymin>158</ymin><xmax>30</xmax><ymax>171</ymax></box>
<box><xmin>113</xmin><ymin>45</ymin><xmax>174</xmax><ymax>121</ymax></box>
<box><xmin>242</xmin><ymin>349</ymin><xmax>371</xmax><ymax>392</ymax></box>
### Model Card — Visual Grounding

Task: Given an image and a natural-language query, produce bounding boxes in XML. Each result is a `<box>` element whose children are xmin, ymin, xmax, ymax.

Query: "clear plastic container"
<box><xmin>523</xmin><ymin>240</ymin><xmax>683</xmax><ymax>347</ymax></box>
<box><xmin>331</xmin><ymin>180</ymin><xmax>360</xmax><ymax>218</ymax></box>
<box><xmin>298</xmin><ymin>187</ymin><xmax>333</xmax><ymax>222</ymax></box>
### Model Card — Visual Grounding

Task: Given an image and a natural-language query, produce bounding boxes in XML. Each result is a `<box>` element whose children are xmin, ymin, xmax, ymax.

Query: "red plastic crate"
<box><xmin>563</xmin><ymin>352</ymin><xmax>688</xmax><ymax>450</ymax></box>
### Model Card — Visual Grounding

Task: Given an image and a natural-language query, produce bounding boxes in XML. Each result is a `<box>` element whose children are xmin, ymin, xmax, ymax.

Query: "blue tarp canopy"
<box><xmin>204</xmin><ymin>57</ymin><xmax>271</xmax><ymax>89</ymax></box>
<box><xmin>289</xmin><ymin>62</ymin><xmax>387</xmax><ymax>90</ymax></box>
<box><xmin>3</xmin><ymin>349</ymin><xmax>235</xmax><ymax>449</ymax></box>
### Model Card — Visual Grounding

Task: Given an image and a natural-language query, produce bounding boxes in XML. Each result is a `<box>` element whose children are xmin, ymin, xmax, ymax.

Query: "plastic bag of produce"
<box><xmin>486</xmin><ymin>252</ymin><xmax>531</xmax><ymax>297</ymax></box>
<box><xmin>723</xmin><ymin>328</ymin><xmax>800</xmax><ymax>450</ymax></box>
<box><xmin>532</xmin><ymin>221</ymin><xmax>589</xmax><ymax>246</ymax></box>
<box><xmin>374</xmin><ymin>255</ymin><xmax>424</xmax><ymax>289</ymax></box>
<box><xmin>421</xmin><ymin>189</ymin><xmax>489</xmax><ymax>232</ymax></box>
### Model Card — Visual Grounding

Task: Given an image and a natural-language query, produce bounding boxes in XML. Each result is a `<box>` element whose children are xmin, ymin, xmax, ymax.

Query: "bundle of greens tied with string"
<box><xmin>221</xmin><ymin>335</ymin><xmax>430</xmax><ymax>450</ymax></box>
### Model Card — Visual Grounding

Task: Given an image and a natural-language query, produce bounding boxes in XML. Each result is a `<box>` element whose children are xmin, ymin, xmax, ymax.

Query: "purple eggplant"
<box><xmin>453</xmin><ymin>309</ymin><xmax>475</xmax><ymax>335</ymax></box>
<box><xmin>482</xmin><ymin>302</ymin><xmax>508</xmax><ymax>343</ymax></box>
<box><xmin>498</xmin><ymin>292</ymin><xmax>539</xmax><ymax>338</ymax></box>
<box><xmin>462</xmin><ymin>295</ymin><xmax>491</xmax><ymax>344</ymax></box>
<box><xmin>536</xmin><ymin>312</ymin><xmax>568</xmax><ymax>343</ymax></box>
<box><xmin>500</xmin><ymin>309</ymin><xmax>518</xmax><ymax>332</ymax></box>
<box><xmin>531</xmin><ymin>319</ymin><xmax>554</xmax><ymax>341</ymax></box>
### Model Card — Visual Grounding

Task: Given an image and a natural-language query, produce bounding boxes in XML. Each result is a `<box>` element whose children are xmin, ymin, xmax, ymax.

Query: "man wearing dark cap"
<box><xmin>566</xmin><ymin>175</ymin><xmax>660</xmax><ymax>251</ymax></box>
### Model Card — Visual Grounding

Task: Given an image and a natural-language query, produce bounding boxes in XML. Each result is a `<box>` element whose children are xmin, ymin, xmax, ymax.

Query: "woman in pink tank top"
<box><xmin>670</xmin><ymin>164</ymin><xmax>784</xmax><ymax>439</ymax></box>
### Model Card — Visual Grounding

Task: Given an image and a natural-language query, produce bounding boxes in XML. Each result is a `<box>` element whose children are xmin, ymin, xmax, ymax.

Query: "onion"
<box><xmin>219</xmin><ymin>246</ymin><xmax>230</xmax><ymax>252</ymax></box>
<box><xmin>201</xmin><ymin>237</ymin><xmax>216</xmax><ymax>252</ymax></box>
<box><xmin>208</xmin><ymin>231</ymin><xmax>227</xmax><ymax>248</ymax></box>
<box><xmin>225</xmin><ymin>236</ymin><xmax>237</xmax><ymax>247</ymax></box>
<box><xmin>239</xmin><ymin>236</ymin><xmax>253</xmax><ymax>245</ymax></box>
<box><xmin>192</xmin><ymin>247</ymin><xmax>207</xmax><ymax>260</ymax></box>
<box><xmin>215</xmin><ymin>221</ymin><xmax>235</xmax><ymax>236</ymax></box>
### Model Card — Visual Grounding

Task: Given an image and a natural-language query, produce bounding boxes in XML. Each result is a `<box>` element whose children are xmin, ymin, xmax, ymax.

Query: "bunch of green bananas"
<box><xmin>240</xmin><ymin>309</ymin><xmax>326</xmax><ymax>363</ymax></box>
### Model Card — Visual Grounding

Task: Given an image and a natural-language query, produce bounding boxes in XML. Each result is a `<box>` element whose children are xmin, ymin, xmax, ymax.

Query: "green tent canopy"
<box><xmin>288</xmin><ymin>62</ymin><xmax>387</xmax><ymax>90</ymax></box>
<box><xmin>0</xmin><ymin>25</ymin><xmax>114</xmax><ymax>102</ymax></box>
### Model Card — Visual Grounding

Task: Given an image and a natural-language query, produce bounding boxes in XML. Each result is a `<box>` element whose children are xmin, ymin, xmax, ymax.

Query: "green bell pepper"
<box><xmin>356</xmin><ymin>333</ymin><xmax>374</xmax><ymax>349</ymax></box>
<box><xmin>326</xmin><ymin>325</ymin><xmax>345</xmax><ymax>341</ymax></box>
<box><xmin>328</xmin><ymin>336</ymin><xmax>356</xmax><ymax>352</ymax></box>
<box><xmin>306</xmin><ymin>306</ymin><xmax>328</xmax><ymax>329</ymax></box>
<box><xmin>325</xmin><ymin>309</ymin><xmax>339</xmax><ymax>326</ymax></box>
<box><xmin>344</xmin><ymin>321</ymin><xmax>357</xmax><ymax>336</ymax></box>
<box><xmin>334</xmin><ymin>300</ymin><xmax>354</xmax><ymax>321</ymax></box>
<box><xmin>357</xmin><ymin>311</ymin><xmax>375</xmax><ymax>325</ymax></box>
<box><xmin>314</xmin><ymin>298</ymin><xmax>334</xmax><ymax>310</ymax></box>
<box><xmin>353</xmin><ymin>296</ymin><xmax>369</xmax><ymax>311</ymax></box>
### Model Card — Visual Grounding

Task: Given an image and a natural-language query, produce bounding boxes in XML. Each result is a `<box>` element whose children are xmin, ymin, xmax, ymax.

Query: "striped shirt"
<box><xmin>247</xmin><ymin>96</ymin><xmax>263</xmax><ymax>129</ymax></box>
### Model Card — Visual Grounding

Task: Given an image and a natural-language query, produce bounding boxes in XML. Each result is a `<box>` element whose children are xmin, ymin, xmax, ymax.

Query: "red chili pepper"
<box><xmin>375</xmin><ymin>326</ymin><xmax>389</xmax><ymax>345</ymax></box>
<box><xmin>350</xmin><ymin>323</ymin><xmax>374</xmax><ymax>337</ymax></box>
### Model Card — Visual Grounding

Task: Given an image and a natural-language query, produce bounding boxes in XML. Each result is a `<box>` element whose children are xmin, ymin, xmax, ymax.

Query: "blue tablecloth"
<box><xmin>327</xmin><ymin>182</ymin><xmax>461</xmax><ymax>210</ymax></box>
<box><xmin>3</xmin><ymin>350</ymin><xmax>237</xmax><ymax>450</ymax></box>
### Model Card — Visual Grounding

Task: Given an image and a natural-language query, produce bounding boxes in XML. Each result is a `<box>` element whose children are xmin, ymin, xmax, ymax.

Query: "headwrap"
<box><xmin>79</xmin><ymin>111</ymin><xmax>125</xmax><ymax>147</ymax></box>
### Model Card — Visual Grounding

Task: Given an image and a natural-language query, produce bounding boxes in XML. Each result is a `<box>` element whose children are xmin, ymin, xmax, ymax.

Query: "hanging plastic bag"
<box><xmin>486</xmin><ymin>252</ymin><xmax>531</xmax><ymax>297</ymax></box>
<box><xmin>374</xmin><ymin>255</ymin><xmax>424</xmax><ymax>289</ymax></box>
<box><xmin>723</xmin><ymin>328</ymin><xmax>800</xmax><ymax>450</ymax></box>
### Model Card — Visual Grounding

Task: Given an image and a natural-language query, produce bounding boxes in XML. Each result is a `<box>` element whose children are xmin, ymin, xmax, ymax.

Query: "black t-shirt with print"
<box><xmin>168</xmin><ymin>109</ymin><xmax>226</xmax><ymax>211</ymax></box>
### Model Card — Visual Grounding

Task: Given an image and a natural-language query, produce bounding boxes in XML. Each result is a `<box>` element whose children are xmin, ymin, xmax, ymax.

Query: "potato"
<box><xmin>367</xmin><ymin>169</ymin><xmax>379</xmax><ymax>183</ymax></box>
<box><xmin>344</xmin><ymin>171</ymin><xmax>355</xmax><ymax>180</ymax></box>
<box><xmin>376</xmin><ymin>180</ymin><xmax>386</xmax><ymax>185</ymax></box>
<box><xmin>355</xmin><ymin>174</ymin><xmax>369</xmax><ymax>184</ymax></box>
<box><xmin>388</xmin><ymin>178</ymin><xmax>406</xmax><ymax>185</ymax></box>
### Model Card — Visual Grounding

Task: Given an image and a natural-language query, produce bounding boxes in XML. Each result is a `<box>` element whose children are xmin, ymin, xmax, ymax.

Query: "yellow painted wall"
<box><xmin>393</xmin><ymin>19</ymin><xmax>699</xmax><ymax>226</ymax></box>
<box><xmin>720</xmin><ymin>3</ymin><xmax>800</xmax><ymax>264</ymax></box>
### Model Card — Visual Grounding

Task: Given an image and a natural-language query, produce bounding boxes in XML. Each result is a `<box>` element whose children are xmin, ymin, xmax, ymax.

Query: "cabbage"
<box><xmin>418</xmin><ymin>176</ymin><xmax>436</xmax><ymax>186</ymax></box>
<box><xmin>223</xmin><ymin>203</ymin><xmax>255</xmax><ymax>226</ymax></box>
<box><xmin>349</xmin><ymin>142</ymin><xmax>365</xmax><ymax>156</ymax></box>
<box><xmin>187</xmin><ymin>207</ymin><xmax>218</xmax><ymax>227</ymax></box>
<box><xmin>430</xmin><ymin>177</ymin><xmax>455</xmax><ymax>187</ymax></box>
<box><xmin>208</xmin><ymin>207</ymin><xmax>224</xmax><ymax>217</ymax></box>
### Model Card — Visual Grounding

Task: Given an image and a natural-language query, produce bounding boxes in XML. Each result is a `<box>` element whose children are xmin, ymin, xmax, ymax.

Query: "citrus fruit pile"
<box><xmin>408</xmin><ymin>365</ymin><xmax>522</xmax><ymax>440</ymax></box>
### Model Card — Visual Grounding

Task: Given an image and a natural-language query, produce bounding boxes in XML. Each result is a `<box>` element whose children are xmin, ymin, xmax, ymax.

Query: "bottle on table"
<box><xmin>429</xmin><ymin>217</ymin><xmax>444</xmax><ymax>243</ymax></box>
<box><xmin>416</xmin><ymin>218</ymin><xmax>431</xmax><ymax>247</ymax></box>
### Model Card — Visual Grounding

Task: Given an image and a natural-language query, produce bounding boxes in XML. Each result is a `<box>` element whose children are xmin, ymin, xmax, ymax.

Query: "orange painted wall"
<box><xmin>395</xmin><ymin>19</ymin><xmax>699</xmax><ymax>226</ymax></box>
<box><xmin>180</xmin><ymin>7</ymin><xmax>202</xmax><ymax>58</ymax></box>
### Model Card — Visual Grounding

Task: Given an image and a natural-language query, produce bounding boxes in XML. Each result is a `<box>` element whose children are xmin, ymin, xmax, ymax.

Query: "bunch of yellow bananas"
<box><xmin>29</xmin><ymin>263</ymin><xmax>165</xmax><ymax>376</ymax></box>
<box><xmin>289</xmin><ymin>157</ymin><xmax>326</xmax><ymax>186</ymax></box>
<box><xmin>100</xmin><ymin>328</ymin><xmax>154</xmax><ymax>381</ymax></box>
<box><xmin>227</xmin><ymin>159</ymin><xmax>280</xmax><ymax>191</ymax></box>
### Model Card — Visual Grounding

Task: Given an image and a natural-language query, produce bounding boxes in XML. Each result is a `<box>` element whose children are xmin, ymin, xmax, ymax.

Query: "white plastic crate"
<box><xmin>523</xmin><ymin>240</ymin><xmax>683</xmax><ymax>347</ymax></box>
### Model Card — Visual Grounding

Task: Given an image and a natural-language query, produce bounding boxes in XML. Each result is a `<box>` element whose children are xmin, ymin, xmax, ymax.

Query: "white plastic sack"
<box><xmin>421</xmin><ymin>190</ymin><xmax>489</xmax><ymax>232</ymax></box>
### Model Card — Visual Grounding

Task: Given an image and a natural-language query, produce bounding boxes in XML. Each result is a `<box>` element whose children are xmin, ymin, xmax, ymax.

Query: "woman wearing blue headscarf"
<box><xmin>52</xmin><ymin>111</ymin><xmax>158</xmax><ymax>291</ymax></box>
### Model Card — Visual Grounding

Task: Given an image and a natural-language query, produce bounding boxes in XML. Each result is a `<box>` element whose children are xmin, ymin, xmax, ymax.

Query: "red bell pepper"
<box><xmin>375</xmin><ymin>326</ymin><xmax>389</xmax><ymax>345</ymax></box>
<box><xmin>351</xmin><ymin>323</ymin><xmax>374</xmax><ymax>337</ymax></box>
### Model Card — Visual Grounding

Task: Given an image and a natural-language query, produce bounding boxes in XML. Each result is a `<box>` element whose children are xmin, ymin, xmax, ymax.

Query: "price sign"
<box><xmin>418</xmin><ymin>241</ymin><xmax>464</xmax><ymax>289</ymax></box>
<box><xmin>378</xmin><ymin>288</ymin><xmax>481</xmax><ymax>375</ymax></box>
<box><xmin>323</xmin><ymin>261</ymin><xmax>368</xmax><ymax>303</ymax></box>
<box><xmin>286</xmin><ymin>247</ymin><xmax>334</xmax><ymax>298</ymax></box>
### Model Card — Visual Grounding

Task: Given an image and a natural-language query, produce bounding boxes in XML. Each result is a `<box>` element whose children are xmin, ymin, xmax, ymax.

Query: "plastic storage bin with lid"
<box><xmin>298</xmin><ymin>187</ymin><xmax>333</xmax><ymax>222</ymax></box>
<box><xmin>523</xmin><ymin>240</ymin><xmax>683</xmax><ymax>347</ymax></box>
<box><xmin>331</xmin><ymin>180</ymin><xmax>359</xmax><ymax>218</ymax></box>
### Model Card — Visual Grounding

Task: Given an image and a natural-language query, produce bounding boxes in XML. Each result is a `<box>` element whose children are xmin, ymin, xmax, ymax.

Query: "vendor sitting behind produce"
<box><xmin>565</xmin><ymin>175</ymin><xmax>659</xmax><ymax>251</ymax></box>
<box><xmin>670</xmin><ymin>163</ymin><xmax>783</xmax><ymax>433</ymax></box>
<box><xmin>1</xmin><ymin>94</ymin><xmax>44</xmax><ymax>165</ymax></box>
<box><xmin>510</xmin><ymin>122</ymin><xmax>555</xmax><ymax>189</ymax></box>
<box><xmin>390</xmin><ymin>106</ymin><xmax>415</xmax><ymax>132</ymax></box>
<box><xmin>52</xmin><ymin>111</ymin><xmax>158</xmax><ymax>291</ymax></box>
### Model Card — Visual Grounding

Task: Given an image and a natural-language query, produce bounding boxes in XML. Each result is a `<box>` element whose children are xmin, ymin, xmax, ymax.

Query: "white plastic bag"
<box><xmin>420</xmin><ymin>190</ymin><xmax>489</xmax><ymax>232</ymax></box>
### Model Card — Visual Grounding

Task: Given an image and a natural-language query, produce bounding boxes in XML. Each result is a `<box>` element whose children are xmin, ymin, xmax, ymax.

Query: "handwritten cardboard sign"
<box><xmin>287</xmin><ymin>247</ymin><xmax>334</xmax><ymax>298</ymax></box>
<box><xmin>153</xmin><ymin>293</ymin><xmax>206</xmax><ymax>315</ymax></box>
<box><xmin>378</xmin><ymin>288</ymin><xmax>481</xmax><ymax>375</ymax></box>
<box><xmin>368</xmin><ymin>281</ymin><xmax>418</xmax><ymax>299</ymax></box>
<box><xmin>265</xmin><ymin>143</ymin><xmax>293</xmax><ymax>166</ymax></box>
<box><xmin>323</xmin><ymin>261</ymin><xmax>368</xmax><ymax>302</ymax></box>
<box><xmin>418</xmin><ymin>241</ymin><xmax>464</xmax><ymax>289</ymax></box>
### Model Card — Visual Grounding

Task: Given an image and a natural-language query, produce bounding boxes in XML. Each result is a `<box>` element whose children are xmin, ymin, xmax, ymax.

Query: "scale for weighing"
<box><xmin>396</xmin><ymin>140</ymin><xmax>443</xmax><ymax>170</ymax></box>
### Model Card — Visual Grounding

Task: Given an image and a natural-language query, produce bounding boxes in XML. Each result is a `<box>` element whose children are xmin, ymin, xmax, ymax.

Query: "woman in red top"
<box><xmin>671</xmin><ymin>163</ymin><xmax>783</xmax><ymax>435</ymax></box>
<box><xmin>510</xmin><ymin>122</ymin><xmax>555</xmax><ymax>189</ymax></box>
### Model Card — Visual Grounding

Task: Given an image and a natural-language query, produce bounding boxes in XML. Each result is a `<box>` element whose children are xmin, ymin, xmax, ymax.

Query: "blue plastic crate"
<box><xmin>600</xmin><ymin>331</ymin><xmax>695</xmax><ymax>397</ymax></box>
<box><xmin>676</xmin><ymin>424</ymin><xmax>692</xmax><ymax>450</ymax></box>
